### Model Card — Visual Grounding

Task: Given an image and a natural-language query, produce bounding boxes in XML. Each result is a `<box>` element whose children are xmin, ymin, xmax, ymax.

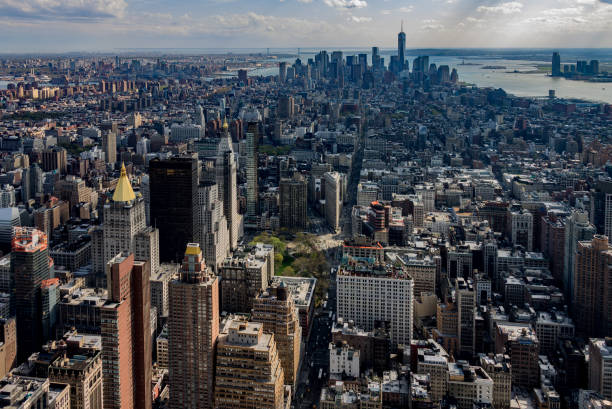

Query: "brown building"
<box><xmin>252</xmin><ymin>283</ymin><xmax>302</xmax><ymax>389</ymax></box>
<box><xmin>42</xmin><ymin>147</ymin><xmax>68</xmax><ymax>173</ymax></box>
<box><xmin>573</xmin><ymin>235</ymin><xmax>612</xmax><ymax>337</ymax></box>
<box><xmin>0</xmin><ymin>318</ymin><xmax>16</xmax><ymax>378</ymax></box>
<box><xmin>48</xmin><ymin>350</ymin><xmax>103</xmax><ymax>409</ymax></box>
<box><xmin>214</xmin><ymin>318</ymin><xmax>286</xmax><ymax>409</ymax></box>
<box><xmin>495</xmin><ymin>323</ymin><xmax>539</xmax><ymax>390</ymax></box>
<box><xmin>100</xmin><ymin>253</ymin><xmax>152</xmax><ymax>409</ymax></box>
<box><xmin>169</xmin><ymin>243</ymin><xmax>219</xmax><ymax>409</ymax></box>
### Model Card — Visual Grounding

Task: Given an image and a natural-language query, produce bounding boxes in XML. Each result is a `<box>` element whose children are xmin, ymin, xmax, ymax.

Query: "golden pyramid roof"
<box><xmin>222</xmin><ymin>118</ymin><xmax>229</xmax><ymax>131</ymax></box>
<box><xmin>112</xmin><ymin>163</ymin><xmax>136</xmax><ymax>203</ymax></box>
<box><xmin>185</xmin><ymin>243</ymin><xmax>201</xmax><ymax>256</ymax></box>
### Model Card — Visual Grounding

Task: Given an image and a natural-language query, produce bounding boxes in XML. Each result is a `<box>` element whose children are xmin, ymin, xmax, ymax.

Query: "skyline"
<box><xmin>1</xmin><ymin>0</ymin><xmax>612</xmax><ymax>53</ymax></box>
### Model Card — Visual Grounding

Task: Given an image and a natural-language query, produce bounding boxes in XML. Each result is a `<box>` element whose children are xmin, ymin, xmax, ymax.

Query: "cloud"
<box><xmin>422</xmin><ymin>19</ymin><xmax>444</xmax><ymax>30</ymax></box>
<box><xmin>349</xmin><ymin>15</ymin><xmax>372</xmax><ymax>22</ymax></box>
<box><xmin>323</xmin><ymin>0</ymin><xmax>367</xmax><ymax>9</ymax></box>
<box><xmin>477</xmin><ymin>1</ymin><xmax>523</xmax><ymax>14</ymax></box>
<box><xmin>0</xmin><ymin>0</ymin><xmax>127</xmax><ymax>19</ymax></box>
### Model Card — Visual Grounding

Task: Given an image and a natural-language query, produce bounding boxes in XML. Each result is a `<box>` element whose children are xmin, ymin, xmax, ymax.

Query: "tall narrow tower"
<box><xmin>169</xmin><ymin>243</ymin><xmax>219</xmax><ymax>409</ymax></box>
<box><xmin>242</xmin><ymin>108</ymin><xmax>261</xmax><ymax>221</ymax></box>
<box><xmin>216</xmin><ymin>119</ymin><xmax>241</xmax><ymax>250</ymax></box>
<box><xmin>11</xmin><ymin>227</ymin><xmax>52</xmax><ymax>361</ymax></box>
<box><xmin>398</xmin><ymin>21</ymin><xmax>406</xmax><ymax>72</ymax></box>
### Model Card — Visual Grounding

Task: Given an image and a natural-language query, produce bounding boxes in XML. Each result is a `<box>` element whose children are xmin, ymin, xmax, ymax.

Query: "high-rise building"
<box><xmin>215</xmin><ymin>120</ymin><xmax>241</xmax><ymax>250</ymax></box>
<box><xmin>279</xmin><ymin>174</ymin><xmax>307</xmax><ymax>230</ymax></box>
<box><xmin>495</xmin><ymin>323</ymin><xmax>540</xmax><ymax>390</ymax></box>
<box><xmin>508</xmin><ymin>205</ymin><xmax>533</xmax><ymax>251</ymax></box>
<box><xmin>588</xmin><ymin>338</ymin><xmax>612</xmax><ymax>400</ymax></box>
<box><xmin>149</xmin><ymin>156</ymin><xmax>199</xmax><ymax>262</ymax></box>
<box><xmin>372</xmin><ymin>47</ymin><xmax>380</xmax><ymax>70</ymax></box>
<box><xmin>573</xmin><ymin>235</ymin><xmax>612</xmax><ymax>337</ymax></box>
<box><xmin>552</xmin><ymin>52</ymin><xmax>561</xmax><ymax>76</ymax></box>
<box><xmin>456</xmin><ymin>278</ymin><xmax>475</xmax><ymax>358</ymax></box>
<box><xmin>103</xmin><ymin>163</ymin><xmax>159</xmax><ymax>277</ymax></box>
<box><xmin>252</xmin><ymin>283</ymin><xmax>302</xmax><ymax>389</ymax></box>
<box><xmin>103</xmin><ymin>131</ymin><xmax>117</xmax><ymax>165</ymax></box>
<box><xmin>590</xmin><ymin>179</ymin><xmax>612</xmax><ymax>242</ymax></box>
<box><xmin>398</xmin><ymin>22</ymin><xmax>406</xmax><ymax>72</ymax></box>
<box><xmin>336</xmin><ymin>257</ymin><xmax>414</xmax><ymax>346</ymax></box>
<box><xmin>197</xmin><ymin>181</ymin><xmax>229</xmax><ymax>271</ymax></box>
<box><xmin>101</xmin><ymin>253</ymin><xmax>152</xmax><ymax>409</ymax></box>
<box><xmin>169</xmin><ymin>243</ymin><xmax>219</xmax><ymax>409</ymax></box>
<box><xmin>42</xmin><ymin>147</ymin><xmax>68</xmax><ymax>173</ymax></box>
<box><xmin>243</xmin><ymin>109</ymin><xmax>261</xmax><ymax>221</ymax></box>
<box><xmin>11</xmin><ymin>227</ymin><xmax>52</xmax><ymax>361</ymax></box>
<box><xmin>279</xmin><ymin>62</ymin><xmax>287</xmax><ymax>83</ymax></box>
<box><xmin>563</xmin><ymin>210</ymin><xmax>595</xmax><ymax>298</ymax></box>
<box><xmin>324</xmin><ymin>172</ymin><xmax>342</xmax><ymax>233</ymax></box>
<box><xmin>214</xmin><ymin>318</ymin><xmax>286</xmax><ymax>409</ymax></box>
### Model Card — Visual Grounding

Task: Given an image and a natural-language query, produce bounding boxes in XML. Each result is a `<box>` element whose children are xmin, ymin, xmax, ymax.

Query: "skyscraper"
<box><xmin>243</xmin><ymin>109</ymin><xmax>261</xmax><ymax>221</ymax></box>
<box><xmin>279</xmin><ymin>174</ymin><xmax>307</xmax><ymax>230</ymax></box>
<box><xmin>552</xmin><ymin>52</ymin><xmax>561</xmax><ymax>77</ymax></box>
<box><xmin>398</xmin><ymin>22</ymin><xmax>406</xmax><ymax>72</ymax></box>
<box><xmin>564</xmin><ymin>210</ymin><xmax>595</xmax><ymax>298</ymax></box>
<box><xmin>101</xmin><ymin>253</ymin><xmax>152</xmax><ymax>409</ymax></box>
<box><xmin>573</xmin><ymin>235</ymin><xmax>612</xmax><ymax>337</ymax></box>
<box><xmin>103</xmin><ymin>163</ymin><xmax>159</xmax><ymax>277</ymax></box>
<box><xmin>197</xmin><ymin>181</ymin><xmax>230</xmax><ymax>271</ymax></box>
<box><xmin>215</xmin><ymin>120</ymin><xmax>241</xmax><ymax>250</ymax></box>
<box><xmin>324</xmin><ymin>172</ymin><xmax>342</xmax><ymax>233</ymax></box>
<box><xmin>149</xmin><ymin>156</ymin><xmax>199</xmax><ymax>262</ymax></box>
<box><xmin>252</xmin><ymin>283</ymin><xmax>302</xmax><ymax>389</ymax></box>
<box><xmin>103</xmin><ymin>131</ymin><xmax>116</xmax><ymax>165</ymax></box>
<box><xmin>169</xmin><ymin>243</ymin><xmax>219</xmax><ymax>409</ymax></box>
<box><xmin>11</xmin><ymin>227</ymin><xmax>52</xmax><ymax>361</ymax></box>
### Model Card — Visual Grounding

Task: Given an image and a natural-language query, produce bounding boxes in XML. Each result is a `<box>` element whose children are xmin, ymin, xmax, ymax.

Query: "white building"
<box><xmin>329</xmin><ymin>341</ymin><xmax>360</xmax><ymax>378</ymax></box>
<box><xmin>588</xmin><ymin>338</ymin><xmax>612</xmax><ymax>400</ymax></box>
<box><xmin>170</xmin><ymin>124</ymin><xmax>204</xmax><ymax>141</ymax></box>
<box><xmin>447</xmin><ymin>362</ymin><xmax>493</xmax><ymax>409</ymax></box>
<box><xmin>534</xmin><ymin>311</ymin><xmax>574</xmax><ymax>353</ymax></box>
<box><xmin>357</xmin><ymin>182</ymin><xmax>379</xmax><ymax>207</ymax></box>
<box><xmin>197</xmin><ymin>181</ymin><xmax>230</xmax><ymax>271</ymax></box>
<box><xmin>336</xmin><ymin>258</ymin><xmax>413</xmax><ymax>346</ymax></box>
<box><xmin>509</xmin><ymin>206</ymin><xmax>533</xmax><ymax>251</ymax></box>
<box><xmin>325</xmin><ymin>172</ymin><xmax>342</xmax><ymax>233</ymax></box>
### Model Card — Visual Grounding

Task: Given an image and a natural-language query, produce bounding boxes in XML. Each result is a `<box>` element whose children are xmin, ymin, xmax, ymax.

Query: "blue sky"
<box><xmin>0</xmin><ymin>0</ymin><xmax>611</xmax><ymax>52</ymax></box>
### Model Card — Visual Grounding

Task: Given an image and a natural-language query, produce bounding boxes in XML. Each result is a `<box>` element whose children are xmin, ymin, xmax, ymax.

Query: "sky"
<box><xmin>0</xmin><ymin>0</ymin><xmax>611</xmax><ymax>53</ymax></box>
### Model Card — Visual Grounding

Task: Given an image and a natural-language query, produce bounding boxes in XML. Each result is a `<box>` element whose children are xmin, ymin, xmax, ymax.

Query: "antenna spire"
<box><xmin>401</xmin><ymin>20</ymin><xmax>404</xmax><ymax>32</ymax></box>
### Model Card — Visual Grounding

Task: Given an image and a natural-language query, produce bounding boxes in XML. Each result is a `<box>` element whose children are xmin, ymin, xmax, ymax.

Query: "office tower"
<box><xmin>456</xmin><ymin>278</ymin><xmax>475</xmax><ymax>358</ymax></box>
<box><xmin>279</xmin><ymin>62</ymin><xmax>287</xmax><ymax>83</ymax></box>
<box><xmin>372</xmin><ymin>47</ymin><xmax>380</xmax><ymax>69</ymax></box>
<box><xmin>244</xmin><ymin>109</ymin><xmax>261</xmax><ymax>220</ymax></box>
<box><xmin>552</xmin><ymin>52</ymin><xmax>561</xmax><ymax>76</ymax></box>
<box><xmin>0</xmin><ymin>318</ymin><xmax>16</xmax><ymax>378</ymax></box>
<box><xmin>149</xmin><ymin>156</ymin><xmax>199</xmax><ymax>262</ymax></box>
<box><xmin>101</xmin><ymin>131</ymin><xmax>116</xmax><ymax>166</ymax></box>
<box><xmin>0</xmin><ymin>207</ymin><xmax>21</xmax><ymax>250</ymax></box>
<box><xmin>278</xmin><ymin>95</ymin><xmax>294</xmax><ymax>119</ymax></box>
<box><xmin>479</xmin><ymin>354</ymin><xmax>512</xmax><ymax>409</ymax></box>
<box><xmin>48</xmin><ymin>350</ymin><xmax>103</xmax><ymax>409</ymax></box>
<box><xmin>336</xmin><ymin>258</ymin><xmax>414</xmax><ymax>346</ymax></box>
<box><xmin>214</xmin><ymin>318</ymin><xmax>285</xmax><ymax>409</ymax></box>
<box><xmin>215</xmin><ymin>120</ymin><xmax>241</xmax><ymax>250</ymax></box>
<box><xmin>573</xmin><ymin>235</ymin><xmax>612</xmax><ymax>337</ymax></box>
<box><xmin>563</xmin><ymin>210</ymin><xmax>595</xmax><ymax>298</ymax></box>
<box><xmin>169</xmin><ymin>243</ymin><xmax>219</xmax><ymax>409</ymax></box>
<box><xmin>588</xmin><ymin>338</ymin><xmax>612</xmax><ymax>400</ymax></box>
<box><xmin>324</xmin><ymin>172</ymin><xmax>342</xmax><ymax>233</ymax></box>
<box><xmin>252</xmin><ymin>283</ymin><xmax>302</xmax><ymax>388</ymax></box>
<box><xmin>279</xmin><ymin>174</ymin><xmax>307</xmax><ymax>230</ymax></box>
<box><xmin>398</xmin><ymin>23</ymin><xmax>406</xmax><ymax>71</ymax></box>
<box><xmin>11</xmin><ymin>227</ymin><xmax>52</xmax><ymax>361</ymax></box>
<box><xmin>42</xmin><ymin>147</ymin><xmax>68</xmax><ymax>173</ymax></box>
<box><xmin>151</xmin><ymin>263</ymin><xmax>176</xmax><ymax>320</ymax></box>
<box><xmin>197</xmin><ymin>181</ymin><xmax>229</xmax><ymax>271</ymax></box>
<box><xmin>495</xmin><ymin>323</ymin><xmax>540</xmax><ymax>389</ymax></box>
<box><xmin>103</xmin><ymin>163</ymin><xmax>159</xmax><ymax>274</ymax></box>
<box><xmin>101</xmin><ymin>254</ymin><xmax>152</xmax><ymax>409</ymax></box>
